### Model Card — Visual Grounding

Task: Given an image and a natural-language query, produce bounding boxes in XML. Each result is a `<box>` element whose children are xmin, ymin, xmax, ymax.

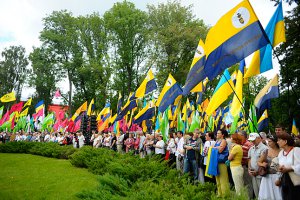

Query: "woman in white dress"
<box><xmin>277</xmin><ymin>133</ymin><xmax>300</xmax><ymax>200</ymax></box>
<box><xmin>258</xmin><ymin>134</ymin><xmax>281</xmax><ymax>200</ymax></box>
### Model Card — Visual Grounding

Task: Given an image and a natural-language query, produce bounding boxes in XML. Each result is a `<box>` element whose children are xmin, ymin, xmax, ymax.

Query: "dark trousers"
<box><xmin>282</xmin><ymin>173</ymin><xmax>300</xmax><ymax>200</ymax></box>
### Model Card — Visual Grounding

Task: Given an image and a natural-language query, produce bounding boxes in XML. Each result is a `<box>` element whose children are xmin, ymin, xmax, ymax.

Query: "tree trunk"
<box><xmin>68</xmin><ymin>70</ymin><xmax>72</xmax><ymax>117</ymax></box>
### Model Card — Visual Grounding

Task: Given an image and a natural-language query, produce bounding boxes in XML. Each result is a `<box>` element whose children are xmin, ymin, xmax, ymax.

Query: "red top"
<box><xmin>242</xmin><ymin>140</ymin><xmax>253</xmax><ymax>165</ymax></box>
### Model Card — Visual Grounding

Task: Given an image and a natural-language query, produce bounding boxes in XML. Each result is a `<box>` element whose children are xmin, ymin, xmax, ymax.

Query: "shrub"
<box><xmin>0</xmin><ymin>142</ymin><xmax>77</xmax><ymax>159</ymax></box>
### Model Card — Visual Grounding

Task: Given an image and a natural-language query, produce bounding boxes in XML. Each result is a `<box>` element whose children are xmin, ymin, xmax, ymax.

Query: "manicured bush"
<box><xmin>0</xmin><ymin>141</ymin><xmax>36</xmax><ymax>153</ymax></box>
<box><xmin>0</xmin><ymin>142</ymin><xmax>77</xmax><ymax>159</ymax></box>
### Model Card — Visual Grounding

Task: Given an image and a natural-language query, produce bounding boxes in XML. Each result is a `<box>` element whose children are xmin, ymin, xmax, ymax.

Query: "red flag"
<box><xmin>66</xmin><ymin>120</ymin><xmax>74</xmax><ymax>132</ymax></box>
<box><xmin>54</xmin><ymin>89</ymin><xmax>61</xmax><ymax>98</ymax></box>
<box><xmin>10</xmin><ymin>102</ymin><xmax>24</xmax><ymax>114</ymax></box>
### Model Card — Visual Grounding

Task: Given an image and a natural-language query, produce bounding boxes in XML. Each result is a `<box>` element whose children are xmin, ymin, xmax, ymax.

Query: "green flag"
<box><xmin>189</xmin><ymin>111</ymin><xmax>200</xmax><ymax>132</ymax></box>
<box><xmin>177</xmin><ymin>109</ymin><xmax>185</xmax><ymax>133</ymax></box>
<box><xmin>160</xmin><ymin>109</ymin><xmax>169</xmax><ymax>143</ymax></box>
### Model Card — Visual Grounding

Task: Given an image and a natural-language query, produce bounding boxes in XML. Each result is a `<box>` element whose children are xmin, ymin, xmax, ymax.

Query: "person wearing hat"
<box><xmin>248</xmin><ymin>132</ymin><xmax>268</xmax><ymax>199</ymax></box>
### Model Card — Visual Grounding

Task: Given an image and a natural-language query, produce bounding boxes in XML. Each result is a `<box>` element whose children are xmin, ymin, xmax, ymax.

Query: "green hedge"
<box><xmin>0</xmin><ymin>142</ymin><xmax>77</xmax><ymax>159</ymax></box>
<box><xmin>0</xmin><ymin>142</ymin><xmax>248</xmax><ymax>199</ymax></box>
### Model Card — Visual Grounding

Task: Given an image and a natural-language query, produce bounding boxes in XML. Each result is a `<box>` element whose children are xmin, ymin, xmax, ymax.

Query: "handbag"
<box><xmin>289</xmin><ymin>148</ymin><xmax>300</xmax><ymax>186</ymax></box>
<box><xmin>258</xmin><ymin>166</ymin><xmax>268</xmax><ymax>176</ymax></box>
<box><xmin>217</xmin><ymin>146</ymin><xmax>229</xmax><ymax>163</ymax></box>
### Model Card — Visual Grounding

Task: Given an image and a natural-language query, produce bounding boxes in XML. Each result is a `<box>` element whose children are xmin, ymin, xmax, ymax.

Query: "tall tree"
<box><xmin>0</xmin><ymin>46</ymin><xmax>29</xmax><ymax>99</ymax></box>
<box><xmin>40</xmin><ymin>10</ymin><xmax>80</xmax><ymax>116</ymax></box>
<box><xmin>72</xmin><ymin>14</ymin><xmax>111</xmax><ymax>109</ymax></box>
<box><xmin>104</xmin><ymin>1</ymin><xmax>149</xmax><ymax>97</ymax></box>
<box><xmin>273</xmin><ymin>3</ymin><xmax>300</xmax><ymax>127</ymax></box>
<box><xmin>147</xmin><ymin>1</ymin><xmax>209</xmax><ymax>87</ymax></box>
<box><xmin>29</xmin><ymin>47</ymin><xmax>58</xmax><ymax>113</ymax></box>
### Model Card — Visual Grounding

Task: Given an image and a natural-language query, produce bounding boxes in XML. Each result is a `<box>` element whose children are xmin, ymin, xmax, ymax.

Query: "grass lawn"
<box><xmin>0</xmin><ymin>153</ymin><xmax>99</xmax><ymax>200</ymax></box>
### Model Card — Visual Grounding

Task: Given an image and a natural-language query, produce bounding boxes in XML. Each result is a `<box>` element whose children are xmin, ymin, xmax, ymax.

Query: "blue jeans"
<box><xmin>183</xmin><ymin>158</ymin><xmax>198</xmax><ymax>180</ymax></box>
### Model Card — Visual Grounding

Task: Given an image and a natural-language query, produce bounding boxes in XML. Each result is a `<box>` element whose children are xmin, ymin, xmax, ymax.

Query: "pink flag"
<box><xmin>73</xmin><ymin>119</ymin><xmax>81</xmax><ymax>132</ymax></box>
<box><xmin>0</xmin><ymin>111</ymin><xmax>10</xmax><ymax>126</ymax></box>
<box><xmin>53</xmin><ymin>122</ymin><xmax>60</xmax><ymax>131</ymax></box>
<box><xmin>33</xmin><ymin>108</ymin><xmax>44</xmax><ymax>121</ymax></box>
<box><xmin>54</xmin><ymin>89</ymin><xmax>61</xmax><ymax>98</ymax></box>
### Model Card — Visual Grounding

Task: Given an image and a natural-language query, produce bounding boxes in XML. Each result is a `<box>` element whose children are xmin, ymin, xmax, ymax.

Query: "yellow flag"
<box><xmin>23</xmin><ymin>98</ymin><xmax>32</xmax><ymax>108</ymax></box>
<box><xmin>19</xmin><ymin>108</ymin><xmax>29</xmax><ymax>117</ymax></box>
<box><xmin>0</xmin><ymin>91</ymin><xmax>16</xmax><ymax>102</ymax></box>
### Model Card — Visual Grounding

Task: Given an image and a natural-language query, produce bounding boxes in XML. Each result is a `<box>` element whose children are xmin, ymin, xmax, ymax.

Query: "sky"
<box><xmin>0</xmin><ymin>0</ymin><xmax>296</xmax><ymax>101</ymax></box>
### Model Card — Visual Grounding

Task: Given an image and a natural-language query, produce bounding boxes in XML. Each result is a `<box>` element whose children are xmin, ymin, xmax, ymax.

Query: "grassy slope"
<box><xmin>0</xmin><ymin>153</ymin><xmax>98</xmax><ymax>200</ymax></box>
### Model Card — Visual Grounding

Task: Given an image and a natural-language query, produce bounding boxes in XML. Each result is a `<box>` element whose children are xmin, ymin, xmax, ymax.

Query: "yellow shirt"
<box><xmin>230</xmin><ymin>145</ymin><xmax>243</xmax><ymax>167</ymax></box>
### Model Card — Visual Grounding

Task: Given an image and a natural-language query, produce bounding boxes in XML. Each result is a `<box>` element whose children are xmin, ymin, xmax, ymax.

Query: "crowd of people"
<box><xmin>0</xmin><ymin>125</ymin><xmax>299</xmax><ymax>200</ymax></box>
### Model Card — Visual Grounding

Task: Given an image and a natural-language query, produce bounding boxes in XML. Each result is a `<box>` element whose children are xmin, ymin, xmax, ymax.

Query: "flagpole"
<box><xmin>222</xmin><ymin>74</ymin><xmax>260</xmax><ymax>133</ymax></box>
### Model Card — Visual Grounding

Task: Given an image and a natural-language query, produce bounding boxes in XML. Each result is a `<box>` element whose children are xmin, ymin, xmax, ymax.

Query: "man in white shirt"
<box><xmin>248</xmin><ymin>132</ymin><xmax>268</xmax><ymax>199</ymax></box>
<box><xmin>175</xmin><ymin>131</ymin><xmax>184</xmax><ymax>172</ymax></box>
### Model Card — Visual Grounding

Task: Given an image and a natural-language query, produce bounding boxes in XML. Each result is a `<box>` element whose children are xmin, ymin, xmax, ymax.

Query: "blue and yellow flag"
<box><xmin>254</xmin><ymin>74</ymin><xmax>279</xmax><ymax>110</ymax></box>
<box><xmin>292</xmin><ymin>119</ymin><xmax>298</xmax><ymax>136</ymax></box>
<box><xmin>117</xmin><ymin>92</ymin><xmax>123</xmax><ymax>114</ymax></box>
<box><xmin>134</xmin><ymin>69</ymin><xmax>157</xmax><ymax>99</ymax></box>
<box><xmin>71</xmin><ymin>101</ymin><xmax>87</xmax><ymax>121</ymax></box>
<box><xmin>115</xmin><ymin>99</ymin><xmax>137</xmax><ymax>122</ymax></box>
<box><xmin>203</xmin><ymin>0</ymin><xmax>269</xmax><ymax>81</ymax></box>
<box><xmin>156</xmin><ymin>74</ymin><xmax>183</xmax><ymax>113</ymax></box>
<box><xmin>230</xmin><ymin>60</ymin><xmax>245</xmax><ymax>116</ymax></box>
<box><xmin>0</xmin><ymin>91</ymin><xmax>16</xmax><ymax>102</ymax></box>
<box><xmin>245</xmin><ymin>1</ymin><xmax>286</xmax><ymax>78</ymax></box>
<box><xmin>97</xmin><ymin>102</ymin><xmax>111</xmax><ymax>121</ymax></box>
<box><xmin>133</xmin><ymin>100</ymin><xmax>155</xmax><ymax>124</ymax></box>
<box><xmin>87</xmin><ymin>99</ymin><xmax>95</xmax><ymax>116</ymax></box>
<box><xmin>206</xmin><ymin>69</ymin><xmax>234</xmax><ymax>116</ymax></box>
<box><xmin>183</xmin><ymin>39</ymin><xmax>206</xmax><ymax>95</ymax></box>
<box><xmin>35</xmin><ymin>100</ymin><xmax>45</xmax><ymax>112</ymax></box>
<box><xmin>258</xmin><ymin>110</ymin><xmax>268</xmax><ymax>132</ymax></box>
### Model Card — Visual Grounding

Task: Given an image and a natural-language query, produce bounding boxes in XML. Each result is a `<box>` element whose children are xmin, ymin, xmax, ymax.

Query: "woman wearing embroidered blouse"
<box><xmin>228</xmin><ymin>133</ymin><xmax>244</xmax><ymax>195</ymax></box>
<box><xmin>277</xmin><ymin>133</ymin><xmax>300</xmax><ymax>200</ymax></box>
<box><xmin>167</xmin><ymin>133</ymin><xmax>176</xmax><ymax>167</ymax></box>
<box><xmin>213</xmin><ymin>129</ymin><xmax>230</xmax><ymax>197</ymax></box>
<box><xmin>203</xmin><ymin>132</ymin><xmax>216</xmax><ymax>183</ymax></box>
<box><xmin>257</xmin><ymin>134</ymin><xmax>281</xmax><ymax>200</ymax></box>
<box><xmin>124</xmin><ymin>133</ymin><xmax>135</xmax><ymax>153</ymax></box>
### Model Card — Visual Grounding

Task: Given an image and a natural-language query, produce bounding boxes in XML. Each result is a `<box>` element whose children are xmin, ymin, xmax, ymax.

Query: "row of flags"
<box><xmin>0</xmin><ymin>1</ymin><xmax>298</xmax><ymax>135</ymax></box>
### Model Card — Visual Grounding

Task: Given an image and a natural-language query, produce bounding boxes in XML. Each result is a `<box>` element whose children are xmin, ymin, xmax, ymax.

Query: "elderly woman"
<box><xmin>277</xmin><ymin>133</ymin><xmax>300</xmax><ymax>200</ymax></box>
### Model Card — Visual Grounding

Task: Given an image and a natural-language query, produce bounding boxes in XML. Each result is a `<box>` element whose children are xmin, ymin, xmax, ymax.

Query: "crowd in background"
<box><xmin>1</xmin><ymin>125</ymin><xmax>300</xmax><ymax>200</ymax></box>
